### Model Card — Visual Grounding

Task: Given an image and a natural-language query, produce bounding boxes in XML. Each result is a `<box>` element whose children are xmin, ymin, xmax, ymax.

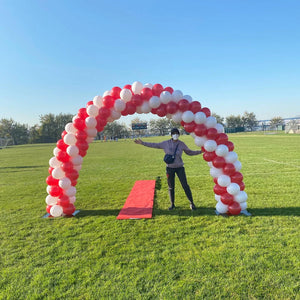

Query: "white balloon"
<box><xmin>160</xmin><ymin>91</ymin><xmax>172</xmax><ymax>104</ymax></box>
<box><xmin>225</xmin><ymin>151</ymin><xmax>238</xmax><ymax>164</ymax></box>
<box><xmin>65</xmin><ymin>123</ymin><xmax>77</xmax><ymax>134</ymax></box>
<box><xmin>85</xmin><ymin>117</ymin><xmax>97</xmax><ymax>128</ymax></box>
<box><xmin>182</xmin><ymin>95</ymin><xmax>193</xmax><ymax>103</ymax></box>
<box><xmin>210</xmin><ymin>167</ymin><xmax>224</xmax><ymax>178</ymax></box>
<box><xmin>166</xmin><ymin>113</ymin><xmax>172</xmax><ymax>119</ymax></box>
<box><xmin>131</xmin><ymin>81</ymin><xmax>143</xmax><ymax>94</ymax></box>
<box><xmin>86</xmin><ymin>104</ymin><xmax>99</xmax><ymax>117</ymax></box>
<box><xmin>86</xmin><ymin>128</ymin><xmax>97</xmax><ymax>137</ymax></box>
<box><xmin>215</xmin><ymin>144</ymin><xmax>229</xmax><ymax>157</ymax></box>
<box><xmin>172</xmin><ymin>90</ymin><xmax>183</xmax><ymax>102</ymax></box>
<box><xmin>235</xmin><ymin>191</ymin><xmax>248</xmax><ymax>203</ymax></box>
<box><xmin>73</xmin><ymin>164</ymin><xmax>82</xmax><ymax>171</ymax></box>
<box><xmin>172</xmin><ymin>111</ymin><xmax>182</xmax><ymax>123</ymax></box>
<box><xmin>114</xmin><ymin>99</ymin><xmax>126</xmax><ymax>112</ymax></box>
<box><xmin>93</xmin><ymin>95</ymin><xmax>102</xmax><ymax>107</ymax></box>
<box><xmin>149</xmin><ymin>96</ymin><xmax>161</xmax><ymax>108</ymax></box>
<box><xmin>240</xmin><ymin>201</ymin><xmax>248</xmax><ymax>210</ymax></box>
<box><xmin>182</xmin><ymin>111</ymin><xmax>194</xmax><ymax>123</ymax></box>
<box><xmin>72</xmin><ymin>115</ymin><xmax>77</xmax><ymax>123</ymax></box>
<box><xmin>46</xmin><ymin>195</ymin><xmax>58</xmax><ymax>205</ymax></box>
<box><xmin>233</xmin><ymin>160</ymin><xmax>242</xmax><ymax>171</ymax></box>
<box><xmin>215</xmin><ymin>123</ymin><xmax>224</xmax><ymax>133</ymax></box>
<box><xmin>216</xmin><ymin>201</ymin><xmax>228</xmax><ymax>214</ymax></box>
<box><xmin>207</xmin><ymin>161</ymin><xmax>213</xmax><ymax>168</ymax></box>
<box><xmin>65</xmin><ymin>186</ymin><xmax>76</xmax><ymax>197</ymax></box>
<box><xmin>217</xmin><ymin>175</ymin><xmax>231</xmax><ymax>187</ymax></box>
<box><xmin>194</xmin><ymin>136</ymin><xmax>207</xmax><ymax>147</ymax></box>
<box><xmin>69</xmin><ymin>196</ymin><xmax>76</xmax><ymax>204</ymax></box>
<box><xmin>120</xmin><ymin>89</ymin><xmax>132</xmax><ymax>102</ymax></box>
<box><xmin>64</xmin><ymin>133</ymin><xmax>77</xmax><ymax>146</ymax></box>
<box><xmin>135</xmin><ymin>106</ymin><xmax>143</xmax><ymax>114</ymax></box>
<box><xmin>46</xmin><ymin>185</ymin><xmax>51</xmax><ymax>194</ymax></box>
<box><xmin>59</xmin><ymin>177</ymin><xmax>72</xmax><ymax>190</ymax></box>
<box><xmin>53</xmin><ymin>147</ymin><xmax>60</xmax><ymax>156</ymax></box>
<box><xmin>86</xmin><ymin>136</ymin><xmax>95</xmax><ymax>143</ymax></box>
<box><xmin>205</xmin><ymin>116</ymin><xmax>217</xmax><ymax>128</ymax></box>
<box><xmin>194</xmin><ymin>112</ymin><xmax>207</xmax><ymax>124</ymax></box>
<box><xmin>144</xmin><ymin>83</ymin><xmax>153</xmax><ymax>89</ymax></box>
<box><xmin>215</xmin><ymin>194</ymin><xmax>221</xmax><ymax>202</ymax></box>
<box><xmin>71</xmin><ymin>155</ymin><xmax>83</xmax><ymax>165</ymax></box>
<box><xmin>204</xmin><ymin>140</ymin><xmax>217</xmax><ymax>152</ymax></box>
<box><xmin>140</xmin><ymin>101</ymin><xmax>151</xmax><ymax>113</ymax></box>
<box><xmin>49</xmin><ymin>157</ymin><xmax>61</xmax><ymax>168</ymax></box>
<box><xmin>110</xmin><ymin>109</ymin><xmax>121</xmax><ymax>120</ymax></box>
<box><xmin>67</xmin><ymin>145</ymin><xmax>79</xmax><ymax>157</ymax></box>
<box><xmin>102</xmin><ymin>90</ymin><xmax>110</xmax><ymax>97</ymax></box>
<box><xmin>227</xmin><ymin>183</ymin><xmax>240</xmax><ymax>195</ymax></box>
<box><xmin>50</xmin><ymin>205</ymin><xmax>63</xmax><ymax>217</ymax></box>
<box><xmin>52</xmin><ymin>167</ymin><xmax>65</xmax><ymax>179</ymax></box>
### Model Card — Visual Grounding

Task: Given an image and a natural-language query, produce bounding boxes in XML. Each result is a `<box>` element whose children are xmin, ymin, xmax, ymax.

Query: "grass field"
<box><xmin>0</xmin><ymin>133</ymin><xmax>299</xmax><ymax>299</ymax></box>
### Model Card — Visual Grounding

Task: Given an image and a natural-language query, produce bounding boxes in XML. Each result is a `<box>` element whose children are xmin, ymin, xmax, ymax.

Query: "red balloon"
<box><xmin>98</xmin><ymin>107</ymin><xmax>111</xmax><ymax>119</ymax></box>
<box><xmin>164</xmin><ymin>86</ymin><xmax>174</xmax><ymax>94</ymax></box>
<box><xmin>78</xmin><ymin>108</ymin><xmax>88</xmax><ymax>119</ymax></box>
<box><xmin>151</xmin><ymin>108</ymin><xmax>158</xmax><ymax>115</ymax></box>
<box><xmin>201</xmin><ymin>107</ymin><xmax>211</xmax><ymax>117</ymax></box>
<box><xmin>231</xmin><ymin>172</ymin><xmax>243</xmax><ymax>183</ymax></box>
<box><xmin>178</xmin><ymin>99</ymin><xmax>190</xmax><ymax>112</ymax></box>
<box><xmin>76</xmin><ymin>130</ymin><xmax>88</xmax><ymax>141</ymax></box>
<box><xmin>131</xmin><ymin>94</ymin><xmax>143</xmax><ymax>106</ymax></box>
<box><xmin>110</xmin><ymin>86</ymin><xmax>121</xmax><ymax>99</ymax></box>
<box><xmin>223</xmin><ymin>163</ymin><xmax>236</xmax><ymax>176</ymax></box>
<box><xmin>213</xmin><ymin>177</ymin><xmax>218</xmax><ymax>184</ymax></box>
<box><xmin>63</xmin><ymin>203</ymin><xmax>76</xmax><ymax>216</ymax></box>
<box><xmin>86</xmin><ymin>100</ymin><xmax>93</xmax><ymax>107</ymax></box>
<box><xmin>57</xmin><ymin>194</ymin><xmax>70</xmax><ymax>207</ymax></box>
<box><xmin>166</xmin><ymin>102</ymin><xmax>178</xmax><ymax>114</ymax></box>
<box><xmin>228</xmin><ymin>201</ymin><xmax>241</xmax><ymax>215</ymax></box>
<box><xmin>226</xmin><ymin>141</ymin><xmax>235</xmax><ymax>151</ymax></box>
<box><xmin>206</xmin><ymin>128</ymin><xmax>218</xmax><ymax>140</ymax></box>
<box><xmin>156</xmin><ymin>104</ymin><xmax>167</xmax><ymax>117</ymax></box>
<box><xmin>238</xmin><ymin>181</ymin><xmax>245</xmax><ymax>191</ymax></box>
<box><xmin>212</xmin><ymin>156</ymin><xmax>226</xmax><ymax>168</ymax></box>
<box><xmin>216</xmin><ymin>133</ymin><xmax>228</xmax><ymax>145</ymax></box>
<box><xmin>57</xmin><ymin>139</ymin><xmax>68</xmax><ymax>151</ymax></box>
<box><xmin>203</xmin><ymin>151</ymin><xmax>216</xmax><ymax>162</ymax></box>
<box><xmin>56</xmin><ymin>150</ymin><xmax>70</xmax><ymax>163</ymax></box>
<box><xmin>79</xmin><ymin>149</ymin><xmax>87</xmax><ymax>157</ymax></box>
<box><xmin>49</xmin><ymin>186</ymin><xmax>62</xmax><ymax>197</ymax></box>
<box><xmin>221</xmin><ymin>193</ymin><xmax>234</xmax><ymax>205</ymax></box>
<box><xmin>194</xmin><ymin>124</ymin><xmax>207</xmax><ymax>137</ymax></box>
<box><xmin>190</xmin><ymin>101</ymin><xmax>202</xmax><ymax>113</ymax></box>
<box><xmin>123</xmin><ymin>84</ymin><xmax>132</xmax><ymax>91</ymax></box>
<box><xmin>73</xmin><ymin>118</ymin><xmax>86</xmax><ymax>130</ymax></box>
<box><xmin>152</xmin><ymin>83</ymin><xmax>164</xmax><ymax>96</ymax></box>
<box><xmin>140</xmin><ymin>88</ymin><xmax>153</xmax><ymax>100</ymax></box>
<box><xmin>126</xmin><ymin>102</ymin><xmax>136</xmax><ymax>115</ymax></box>
<box><xmin>184</xmin><ymin>122</ymin><xmax>195</xmax><ymax>133</ymax></box>
<box><xmin>48</xmin><ymin>167</ymin><xmax>54</xmax><ymax>175</ymax></box>
<box><xmin>61</xmin><ymin>130</ymin><xmax>67</xmax><ymax>139</ymax></box>
<box><xmin>213</xmin><ymin>184</ymin><xmax>227</xmax><ymax>195</ymax></box>
<box><xmin>61</xmin><ymin>161</ymin><xmax>74</xmax><ymax>173</ymax></box>
<box><xmin>96</xmin><ymin>116</ymin><xmax>108</xmax><ymax>127</ymax></box>
<box><xmin>46</xmin><ymin>175</ymin><xmax>59</xmax><ymax>186</ymax></box>
<box><xmin>76</xmin><ymin>140</ymin><xmax>89</xmax><ymax>151</ymax></box>
<box><xmin>102</xmin><ymin>95</ymin><xmax>115</xmax><ymax>108</ymax></box>
<box><xmin>46</xmin><ymin>205</ymin><xmax>52</xmax><ymax>214</ymax></box>
<box><xmin>66</xmin><ymin>169</ymin><xmax>79</xmax><ymax>181</ymax></box>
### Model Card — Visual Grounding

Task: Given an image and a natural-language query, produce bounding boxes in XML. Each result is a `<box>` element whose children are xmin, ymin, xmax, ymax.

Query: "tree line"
<box><xmin>0</xmin><ymin>111</ymin><xmax>285</xmax><ymax>145</ymax></box>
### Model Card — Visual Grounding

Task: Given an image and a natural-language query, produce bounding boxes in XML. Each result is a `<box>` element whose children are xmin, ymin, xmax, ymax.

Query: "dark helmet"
<box><xmin>171</xmin><ymin>128</ymin><xmax>180</xmax><ymax>135</ymax></box>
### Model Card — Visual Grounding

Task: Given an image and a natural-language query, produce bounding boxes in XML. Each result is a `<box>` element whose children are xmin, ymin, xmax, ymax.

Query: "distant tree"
<box><xmin>28</xmin><ymin>124</ymin><xmax>41</xmax><ymax>144</ymax></box>
<box><xmin>102</xmin><ymin>122</ymin><xmax>130</xmax><ymax>138</ymax></box>
<box><xmin>212</xmin><ymin>112</ymin><xmax>225</xmax><ymax>126</ymax></box>
<box><xmin>0</xmin><ymin>118</ymin><xmax>29</xmax><ymax>145</ymax></box>
<box><xmin>149</xmin><ymin>118</ymin><xmax>175</xmax><ymax>136</ymax></box>
<box><xmin>226</xmin><ymin>115</ymin><xmax>243</xmax><ymax>128</ymax></box>
<box><xmin>242</xmin><ymin>111</ymin><xmax>257</xmax><ymax>131</ymax></box>
<box><xmin>269</xmin><ymin>117</ymin><xmax>284</xmax><ymax>129</ymax></box>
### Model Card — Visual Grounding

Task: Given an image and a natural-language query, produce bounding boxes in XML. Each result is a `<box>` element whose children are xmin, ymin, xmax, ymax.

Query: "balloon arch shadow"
<box><xmin>45</xmin><ymin>82</ymin><xmax>248</xmax><ymax>218</ymax></box>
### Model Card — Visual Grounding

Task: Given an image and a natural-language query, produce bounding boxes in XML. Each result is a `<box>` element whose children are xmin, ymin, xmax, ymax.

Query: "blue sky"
<box><xmin>0</xmin><ymin>0</ymin><xmax>299</xmax><ymax>126</ymax></box>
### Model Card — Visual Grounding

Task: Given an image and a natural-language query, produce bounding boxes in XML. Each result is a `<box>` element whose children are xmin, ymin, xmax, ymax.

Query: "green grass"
<box><xmin>0</xmin><ymin>133</ymin><xmax>299</xmax><ymax>299</ymax></box>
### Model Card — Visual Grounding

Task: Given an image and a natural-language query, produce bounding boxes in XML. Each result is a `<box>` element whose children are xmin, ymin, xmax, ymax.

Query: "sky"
<box><xmin>0</xmin><ymin>0</ymin><xmax>299</xmax><ymax>126</ymax></box>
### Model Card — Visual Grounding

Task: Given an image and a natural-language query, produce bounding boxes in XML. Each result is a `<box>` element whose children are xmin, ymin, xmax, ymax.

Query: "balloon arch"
<box><xmin>45</xmin><ymin>81</ymin><xmax>248</xmax><ymax>217</ymax></box>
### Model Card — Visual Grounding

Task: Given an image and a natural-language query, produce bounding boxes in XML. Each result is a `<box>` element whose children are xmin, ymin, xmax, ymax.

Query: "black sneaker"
<box><xmin>168</xmin><ymin>204</ymin><xmax>175</xmax><ymax>210</ymax></box>
<box><xmin>190</xmin><ymin>203</ymin><xmax>196</xmax><ymax>211</ymax></box>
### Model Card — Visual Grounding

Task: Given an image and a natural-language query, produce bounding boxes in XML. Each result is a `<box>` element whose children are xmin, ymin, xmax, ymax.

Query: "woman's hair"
<box><xmin>171</xmin><ymin>128</ymin><xmax>180</xmax><ymax>135</ymax></box>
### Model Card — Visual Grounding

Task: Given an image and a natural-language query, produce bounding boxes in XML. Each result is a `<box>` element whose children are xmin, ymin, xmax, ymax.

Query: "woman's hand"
<box><xmin>134</xmin><ymin>139</ymin><xmax>143</xmax><ymax>145</ymax></box>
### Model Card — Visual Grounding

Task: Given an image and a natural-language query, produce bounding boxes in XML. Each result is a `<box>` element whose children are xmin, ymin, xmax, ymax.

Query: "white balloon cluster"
<box><xmin>45</xmin><ymin>81</ymin><xmax>247</xmax><ymax>217</ymax></box>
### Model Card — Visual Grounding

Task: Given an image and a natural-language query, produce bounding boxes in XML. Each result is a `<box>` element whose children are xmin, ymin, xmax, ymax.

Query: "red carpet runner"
<box><xmin>117</xmin><ymin>180</ymin><xmax>156</xmax><ymax>220</ymax></box>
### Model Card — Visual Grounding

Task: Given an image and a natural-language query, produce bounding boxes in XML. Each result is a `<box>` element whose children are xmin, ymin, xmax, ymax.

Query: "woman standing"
<box><xmin>134</xmin><ymin>128</ymin><xmax>202</xmax><ymax>210</ymax></box>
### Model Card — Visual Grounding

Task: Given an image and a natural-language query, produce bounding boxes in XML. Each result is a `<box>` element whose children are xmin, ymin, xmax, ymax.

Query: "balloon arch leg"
<box><xmin>45</xmin><ymin>81</ymin><xmax>248</xmax><ymax>217</ymax></box>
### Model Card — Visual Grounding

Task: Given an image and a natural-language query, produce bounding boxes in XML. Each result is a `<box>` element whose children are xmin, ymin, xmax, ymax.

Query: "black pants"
<box><xmin>166</xmin><ymin>167</ymin><xmax>194</xmax><ymax>205</ymax></box>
